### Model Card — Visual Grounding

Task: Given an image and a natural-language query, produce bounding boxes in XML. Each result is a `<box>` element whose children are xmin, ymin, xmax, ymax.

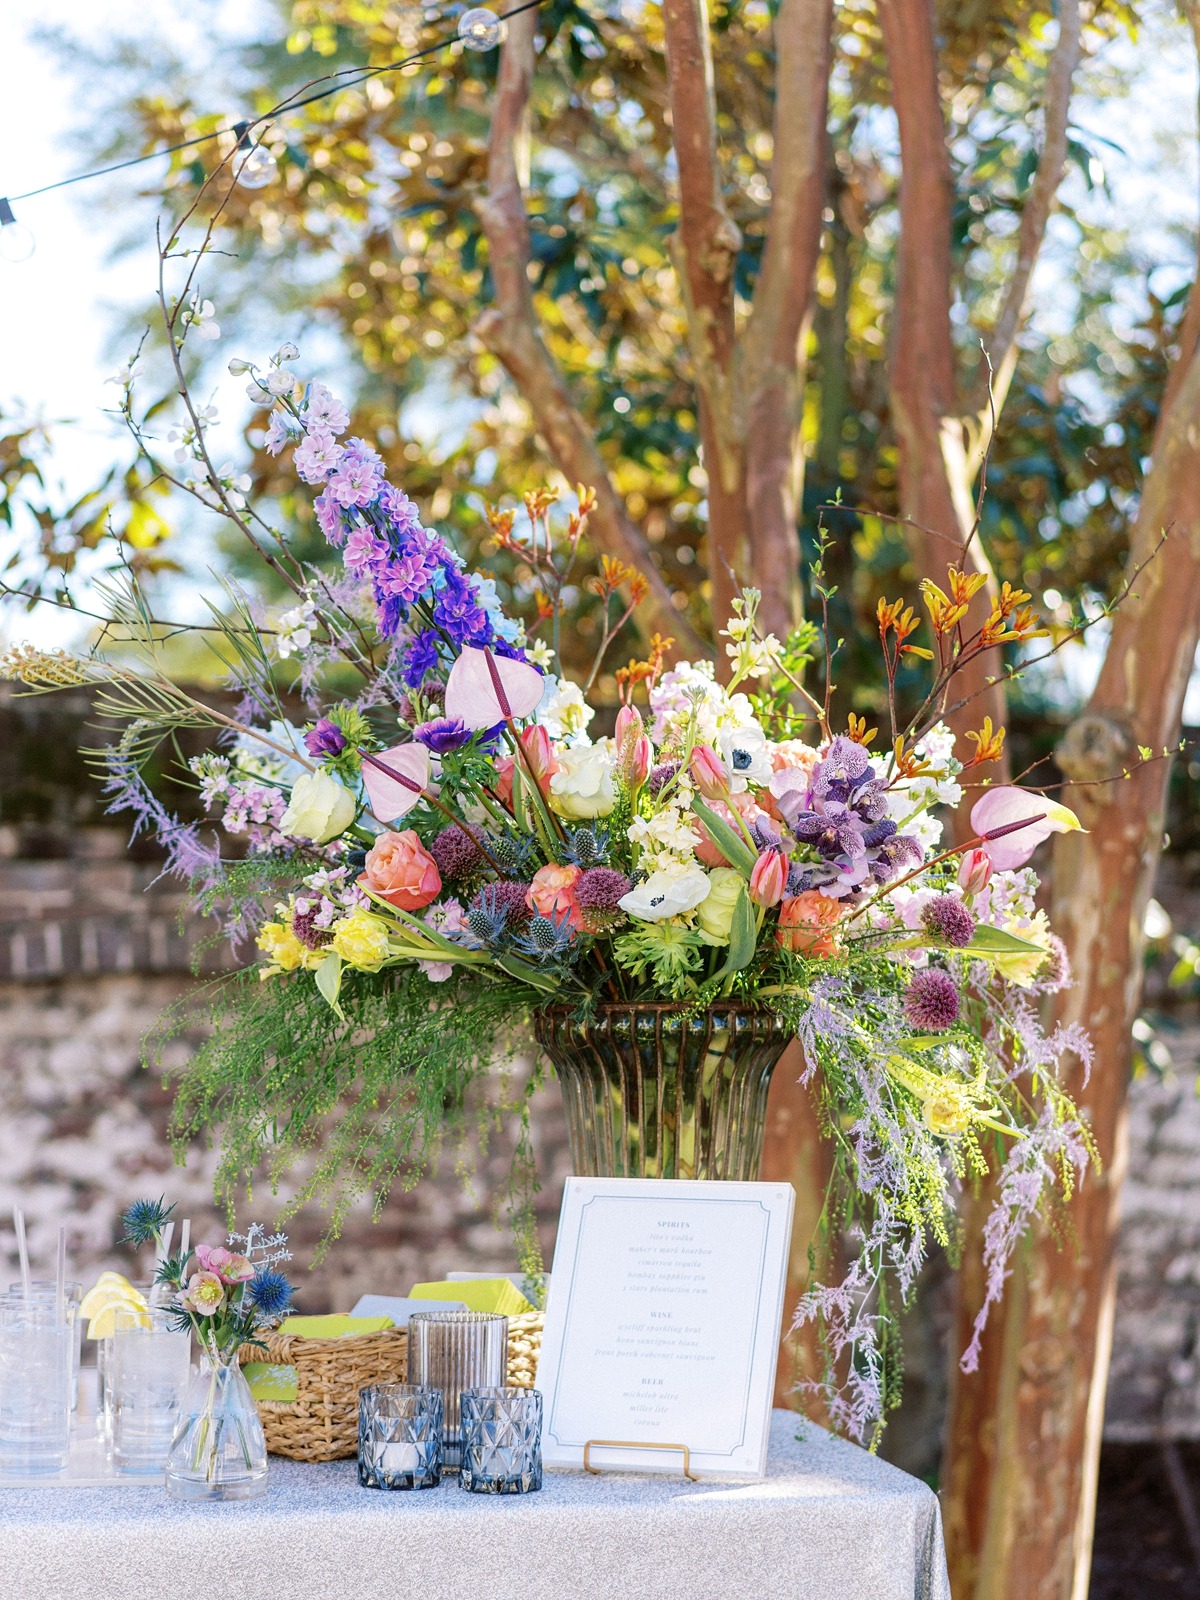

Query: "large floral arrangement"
<box><xmin>2</xmin><ymin>339</ymin><xmax>1095</xmax><ymax>1441</ymax></box>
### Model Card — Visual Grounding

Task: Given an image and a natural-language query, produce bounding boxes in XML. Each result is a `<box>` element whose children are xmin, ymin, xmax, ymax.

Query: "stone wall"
<box><xmin>3</xmin><ymin>836</ymin><xmax>1199</xmax><ymax>1452</ymax></box>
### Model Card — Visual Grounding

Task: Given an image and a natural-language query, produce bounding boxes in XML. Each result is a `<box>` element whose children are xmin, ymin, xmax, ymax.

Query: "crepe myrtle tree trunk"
<box><xmin>940</xmin><ymin>283</ymin><xmax>1200</xmax><ymax>1600</ymax></box>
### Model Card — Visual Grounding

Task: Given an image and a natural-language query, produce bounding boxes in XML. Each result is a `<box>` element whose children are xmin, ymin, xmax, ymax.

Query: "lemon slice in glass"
<box><xmin>87</xmin><ymin>1298</ymin><xmax>152</xmax><ymax>1340</ymax></box>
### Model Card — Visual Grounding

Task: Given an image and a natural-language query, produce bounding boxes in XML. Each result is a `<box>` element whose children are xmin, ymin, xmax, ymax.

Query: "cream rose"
<box><xmin>548</xmin><ymin>740</ymin><xmax>616</xmax><ymax>820</ymax></box>
<box><xmin>695</xmin><ymin>868</ymin><xmax>744</xmax><ymax>946</ymax></box>
<box><xmin>280</xmin><ymin>770</ymin><xmax>357</xmax><ymax>843</ymax></box>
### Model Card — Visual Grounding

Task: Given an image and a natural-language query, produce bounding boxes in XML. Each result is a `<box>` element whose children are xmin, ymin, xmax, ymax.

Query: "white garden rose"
<box><xmin>280</xmin><ymin>770</ymin><xmax>357</xmax><ymax>843</ymax></box>
<box><xmin>548</xmin><ymin>740</ymin><xmax>616</xmax><ymax>820</ymax></box>
<box><xmin>537</xmin><ymin>677</ymin><xmax>595</xmax><ymax>743</ymax></box>
<box><xmin>619</xmin><ymin>865</ymin><xmax>712</xmax><ymax>922</ymax></box>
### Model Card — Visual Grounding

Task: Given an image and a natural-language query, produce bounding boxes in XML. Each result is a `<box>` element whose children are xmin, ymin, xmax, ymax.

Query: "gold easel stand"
<box><xmin>583</xmin><ymin>1439</ymin><xmax>699</xmax><ymax>1482</ymax></box>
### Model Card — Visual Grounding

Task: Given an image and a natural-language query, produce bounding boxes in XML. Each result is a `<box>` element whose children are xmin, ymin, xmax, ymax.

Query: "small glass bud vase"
<box><xmin>165</xmin><ymin>1354</ymin><xmax>268</xmax><ymax>1501</ymax></box>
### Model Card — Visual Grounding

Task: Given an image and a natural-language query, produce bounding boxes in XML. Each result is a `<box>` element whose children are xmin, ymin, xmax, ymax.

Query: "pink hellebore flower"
<box><xmin>445</xmin><ymin>646</ymin><xmax>544</xmax><ymax>731</ymax></box>
<box><xmin>969</xmin><ymin>787</ymin><xmax>1083</xmax><ymax>873</ymax></box>
<box><xmin>360</xmin><ymin>743</ymin><xmax>431</xmax><ymax>823</ymax></box>
<box><xmin>690</xmin><ymin>743</ymin><xmax>731</xmax><ymax>803</ymax></box>
<box><xmin>957</xmin><ymin>847</ymin><xmax>993</xmax><ymax>896</ymax></box>
<box><xmin>749</xmin><ymin>849</ymin><xmax>788</xmax><ymax>908</ymax></box>
<box><xmin>181</xmin><ymin>1271</ymin><xmax>226</xmax><ymax>1318</ymax></box>
<box><xmin>193</xmin><ymin>1244</ymin><xmax>254</xmax><ymax>1283</ymax></box>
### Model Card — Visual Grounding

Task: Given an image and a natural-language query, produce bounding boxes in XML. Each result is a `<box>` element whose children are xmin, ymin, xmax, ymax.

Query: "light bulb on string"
<box><xmin>458</xmin><ymin>8</ymin><xmax>506</xmax><ymax>51</ymax></box>
<box><xmin>0</xmin><ymin>198</ymin><xmax>35</xmax><ymax>263</ymax></box>
<box><xmin>232</xmin><ymin>122</ymin><xmax>278</xmax><ymax>190</ymax></box>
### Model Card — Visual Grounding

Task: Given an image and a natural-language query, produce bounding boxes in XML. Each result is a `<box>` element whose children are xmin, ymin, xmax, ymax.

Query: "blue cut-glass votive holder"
<box><xmin>458</xmin><ymin>1386</ymin><xmax>542</xmax><ymax>1495</ymax></box>
<box><xmin>357</xmin><ymin>1383</ymin><xmax>443</xmax><ymax>1490</ymax></box>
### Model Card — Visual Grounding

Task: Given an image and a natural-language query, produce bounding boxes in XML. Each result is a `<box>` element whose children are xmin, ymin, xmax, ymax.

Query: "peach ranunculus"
<box><xmin>769</xmin><ymin>739</ymin><xmax>821</xmax><ymax>778</ymax></box>
<box><xmin>526</xmin><ymin>863</ymin><xmax>584</xmax><ymax>931</ymax></box>
<box><xmin>776</xmin><ymin>890</ymin><xmax>845</xmax><ymax>957</ymax></box>
<box><xmin>361</xmin><ymin>829</ymin><xmax>442</xmax><ymax>911</ymax></box>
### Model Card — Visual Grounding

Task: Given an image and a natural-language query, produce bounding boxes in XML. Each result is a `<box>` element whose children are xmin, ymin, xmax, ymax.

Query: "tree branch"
<box><xmin>472</xmin><ymin>9</ymin><xmax>707</xmax><ymax>658</ymax></box>
<box><xmin>740</xmin><ymin>0</ymin><xmax>833</xmax><ymax>637</ymax></box>
<box><xmin>967</xmin><ymin>0</ymin><xmax>1082</xmax><ymax>460</ymax></box>
<box><xmin>660</xmin><ymin>0</ymin><xmax>744</xmax><ymax>631</ymax></box>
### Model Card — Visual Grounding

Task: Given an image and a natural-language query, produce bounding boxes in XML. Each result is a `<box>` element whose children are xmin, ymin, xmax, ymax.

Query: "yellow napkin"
<box><xmin>409</xmin><ymin>1279</ymin><xmax>534</xmax><ymax>1316</ymax></box>
<box><xmin>242</xmin><ymin>1362</ymin><xmax>299</xmax><ymax>1404</ymax></box>
<box><xmin>277</xmin><ymin>1314</ymin><xmax>394</xmax><ymax>1340</ymax></box>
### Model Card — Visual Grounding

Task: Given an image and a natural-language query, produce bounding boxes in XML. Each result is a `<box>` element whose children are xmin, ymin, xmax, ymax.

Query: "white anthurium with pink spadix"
<box><xmin>970</xmin><ymin>786</ymin><xmax>1084</xmax><ymax>871</ymax></box>
<box><xmin>359</xmin><ymin>743</ymin><xmax>431</xmax><ymax>822</ymax></box>
<box><xmin>444</xmin><ymin>645</ymin><xmax>544</xmax><ymax>728</ymax></box>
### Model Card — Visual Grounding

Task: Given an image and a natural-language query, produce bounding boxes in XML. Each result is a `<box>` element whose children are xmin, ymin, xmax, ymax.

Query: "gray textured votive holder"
<box><xmin>406</xmin><ymin>1313</ymin><xmax>507</xmax><ymax>1471</ymax></box>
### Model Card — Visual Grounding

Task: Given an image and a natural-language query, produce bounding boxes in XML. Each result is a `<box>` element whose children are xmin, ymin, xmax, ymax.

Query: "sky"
<box><xmin>1</xmin><ymin>0</ymin><xmax>1199</xmax><ymax>710</ymax></box>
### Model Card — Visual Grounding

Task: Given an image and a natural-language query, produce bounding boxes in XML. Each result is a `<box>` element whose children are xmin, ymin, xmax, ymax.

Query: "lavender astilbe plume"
<box><xmin>102</xmin><ymin>746</ymin><xmax>221</xmax><ymax>893</ymax></box>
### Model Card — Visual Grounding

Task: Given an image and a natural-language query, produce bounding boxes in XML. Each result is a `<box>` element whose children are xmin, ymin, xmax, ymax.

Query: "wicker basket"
<box><xmin>242</xmin><ymin>1313</ymin><xmax>547</xmax><ymax>1462</ymax></box>
<box><xmin>240</xmin><ymin>1326</ymin><xmax>409</xmax><ymax>1462</ymax></box>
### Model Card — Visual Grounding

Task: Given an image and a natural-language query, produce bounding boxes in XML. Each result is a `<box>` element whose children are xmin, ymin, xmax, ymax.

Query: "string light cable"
<box><xmin>0</xmin><ymin>4</ymin><xmax>536</xmax><ymax>260</ymax></box>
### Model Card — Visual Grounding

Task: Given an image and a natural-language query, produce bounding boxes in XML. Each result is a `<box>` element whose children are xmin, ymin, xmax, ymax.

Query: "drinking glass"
<box><xmin>0</xmin><ymin>1294</ymin><xmax>74</xmax><ymax>1477</ymax></box>
<box><xmin>358</xmin><ymin>1384</ymin><xmax>443</xmax><ymax>1490</ymax></box>
<box><xmin>408</xmin><ymin>1312</ymin><xmax>507</xmax><ymax>1472</ymax></box>
<box><xmin>9</xmin><ymin>1282</ymin><xmax>83</xmax><ymax>1411</ymax></box>
<box><xmin>459</xmin><ymin>1387</ymin><xmax>543</xmax><ymax>1494</ymax></box>
<box><xmin>95</xmin><ymin>1282</ymin><xmax>154</xmax><ymax>1443</ymax></box>
<box><xmin>110</xmin><ymin>1307</ymin><xmax>191</xmax><ymax>1475</ymax></box>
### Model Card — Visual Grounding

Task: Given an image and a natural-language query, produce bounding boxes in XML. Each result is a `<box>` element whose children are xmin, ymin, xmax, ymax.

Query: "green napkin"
<box><xmin>409</xmin><ymin>1279</ymin><xmax>534</xmax><ymax>1316</ymax></box>
<box><xmin>277</xmin><ymin>1314</ymin><xmax>394</xmax><ymax>1340</ymax></box>
<box><xmin>242</xmin><ymin>1362</ymin><xmax>299</xmax><ymax>1404</ymax></box>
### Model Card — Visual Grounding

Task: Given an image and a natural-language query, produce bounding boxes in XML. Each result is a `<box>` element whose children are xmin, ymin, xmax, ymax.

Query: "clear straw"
<box><xmin>13</xmin><ymin>1209</ymin><xmax>31</xmax><ymax>1301</ymax></box>
<box><xmin>179</xmin><ymin>1219</ymin><xmax>191</xmax><ymax>1268</ymax></box>
<box><xmin>158</xmin><ymin>1220</ymin><xmax>175</xmax><ymax>1268</ymax></box>
<box><xmin>55</xmin><ymin>1226</ymin><xmax>66</xmax><ymax>1325</ymax></box>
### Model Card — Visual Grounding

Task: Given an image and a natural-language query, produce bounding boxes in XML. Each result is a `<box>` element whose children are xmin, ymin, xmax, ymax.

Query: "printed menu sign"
<box><xmin>537</xmin><ymin>1178</ymin><xmax>794</xmax><ymax>1479</ymax></box>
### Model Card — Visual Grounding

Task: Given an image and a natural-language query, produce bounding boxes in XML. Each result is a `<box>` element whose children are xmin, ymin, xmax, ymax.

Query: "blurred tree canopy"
<box><xmin>5</xmin><ymin>0</ymin><xmax>1189</xmax><ymax>714</ymax></box>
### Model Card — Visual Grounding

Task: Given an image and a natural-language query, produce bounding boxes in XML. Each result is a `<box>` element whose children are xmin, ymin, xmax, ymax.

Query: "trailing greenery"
<box><xmin>150</xmin><ymin>963</ymin><xmax>531</xmax><ymax>1249</ymax></box>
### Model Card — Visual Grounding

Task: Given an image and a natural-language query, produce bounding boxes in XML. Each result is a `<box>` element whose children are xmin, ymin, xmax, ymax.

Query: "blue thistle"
<box><xmin>120</xmin><ymin>1197</ymin><xmax>175</xmax><ymax>1249</ymax></box>
<box><xmin>246</xmin><ymin>1270</ymin><xmax>295</xmax><ymax>1320</ymax></box>
<box><xmin>514</xmin><ymin>912</ymin><xmax>575</xmax><ymax>962</ymax></box>
<box><xmin>560</xmin><ymin>825</ymin><xmax>610</xmax><ymax>868</ymax></box>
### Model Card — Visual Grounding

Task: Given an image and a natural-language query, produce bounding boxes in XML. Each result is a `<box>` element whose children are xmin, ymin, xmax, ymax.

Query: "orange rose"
<box><xmin>776</xmin><ymin>890</ymin><xmax>845</xmax><ymax>957</ymax></box>
<box><xmin>526</xmin><ymin>863</ymin><xmax>584</xmax><ymax>930</ymax></box>
<box><xmin>361</xmin><ymin>829</ymin><xmax>442</xmax><ymax>911</ymax></box>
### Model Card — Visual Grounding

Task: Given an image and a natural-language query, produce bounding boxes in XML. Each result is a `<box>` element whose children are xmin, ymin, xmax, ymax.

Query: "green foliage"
<box><xmin>153</xmin><ymin>962</ymin><xmax>534</xmax><ymax>1247</ymax></box>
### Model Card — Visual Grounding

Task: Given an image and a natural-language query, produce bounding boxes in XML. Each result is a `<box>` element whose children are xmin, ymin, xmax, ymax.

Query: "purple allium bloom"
<box><xmin>903</xmin><ymin>969</ymin><xmax>960</xmax><ymax>1031</ymax></box>
<box><xmin>574</xmin><ymin>867</ymin><xmax>633</xmax><ymax>911</ymax></box>
<box><xmin>294</xmin><ymin>428</ymin><xmax>343</xmax><ymax>484</ymax></box>
<box><xmin>304</xmin><ymin>718</ymin><xmax>348</xmax><ymax>759</ymax></box>
<box><xmin>414</xmin><ymin>717</ymin><xmax>473</xmax><ymax>754</ymax></box>
<box><xmin>292</xmin><ymin>900</ymin><xmax>333</xmax><ymax>949</ymax></box>
<box><xmin>401</xmin><ymin>629</ymin><xmax>441</xmax><ymax>687</ymax></box>
<box><xmin>328</xmin><ymin>452</ymin><xmax>383</xmax><ymax>508</ymax></box>
<box><xmin>921</xmin><ymin>895</ymin><xmax>976</xmax><ymax>948</ymax></box>
<box><xmin>647</xmin><ymin>762</ymin><xmax>679</xmax><ymax>797</ymax></box>
<box><xmin>314</xmin><ymin>487</ymin><xmax>348</xmax><ymax>546</ymax></box>
<box><xmin>430</xmin><ymin>824</ymin><xmax>486</xmax><ymax>881</ymax></box>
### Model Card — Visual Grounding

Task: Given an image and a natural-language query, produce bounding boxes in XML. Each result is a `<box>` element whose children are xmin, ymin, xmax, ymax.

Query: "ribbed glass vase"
<box><xmin>533</xmin><ymin>1004</ymin><xmax>793</xmax><ymax>1180</ymax></box>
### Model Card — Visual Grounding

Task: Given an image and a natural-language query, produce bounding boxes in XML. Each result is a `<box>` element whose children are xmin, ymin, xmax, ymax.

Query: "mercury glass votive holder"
<box><xmin>407</xmin><ymin>1312</ymin><xmax>507</xmax><ymax>1472</ymax></box>
<box><xmin>459</xmin><ymin>1387</ymin><xmax>543</xmax><ymax>1495</ymax></box>
<box><xmin>358</xmin><ymin>1384</ymin><xmax>443</xmax><ymax>1490</ymax></box>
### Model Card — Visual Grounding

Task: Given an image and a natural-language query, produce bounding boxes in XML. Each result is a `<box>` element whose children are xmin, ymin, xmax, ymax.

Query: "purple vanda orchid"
<box><xmin>444</xmin><ymin>645</ymin><xmax>544</xmax><ymax>730</ymax></box>
<box><xmin>970</xmin><ymin>786</ymin><xmax>1083</xmax><ymax>872</ymax></box>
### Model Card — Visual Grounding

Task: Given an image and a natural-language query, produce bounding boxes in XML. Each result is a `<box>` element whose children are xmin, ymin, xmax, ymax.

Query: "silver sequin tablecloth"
<box><xmin>0</xmin><ymin>1410</ymin><xmax>950</xmax><ymax>1600</ymax></box>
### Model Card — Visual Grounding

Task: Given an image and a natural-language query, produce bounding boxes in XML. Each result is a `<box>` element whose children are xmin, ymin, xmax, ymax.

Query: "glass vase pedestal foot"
<box><xmin>165</xmin><ymin>1357</ymin><xmax>269</xmax><ymax>1503</ymax></box>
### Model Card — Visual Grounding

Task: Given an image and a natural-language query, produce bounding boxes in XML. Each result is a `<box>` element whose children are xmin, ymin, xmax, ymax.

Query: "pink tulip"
<box><xmin>957</xmin><ymin>847</ymin><xmax>993</xmax><ymax>896</ymax></box>
<box><xmin>361</xmin><ymin>743</ymin><xmax>430</xmax><ymax>822</ymax></box>
<box><xmin>615</xmin><ymin>706</ymin><xmax>651</xmax><ymax>791</ymax></box>
<box><xmin>445</xmin><ymin>646</ymin><xmax>544</xmax><ymax>730</ymax></box>
<box><xmin>969</xmin><ymin>787</ymin><xmax>1082</xmax><ymax>872</ymax></box>
<box><xmin>690</xmin><ymin>743</ymin><xmax>730</xmax><ymax>802</ymax></box>
<box><xmin>749</xmin><ymin>849</ymin><xmax>788</xmax><ymax>907</ymax></box>
<box><xmin>517</xmin><ymin>724</ymin><xmax>559</xmax><ymax>795</ymax></box>
<box><xmin>614</xmin><ymin>705</ymin><xmax>644</xmax><ymax>745</ymax></box>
